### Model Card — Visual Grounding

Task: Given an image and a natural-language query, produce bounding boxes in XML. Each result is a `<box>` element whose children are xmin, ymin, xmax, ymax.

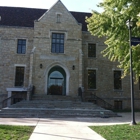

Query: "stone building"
<box><xmin>0</xmin><ymin>0</ymin><xmax>140</xmax><ymax>109</ymax></box>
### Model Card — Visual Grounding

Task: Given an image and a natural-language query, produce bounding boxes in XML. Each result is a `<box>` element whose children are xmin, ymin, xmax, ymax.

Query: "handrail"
<box><xmin>2</xmin><ymin>94</ymin><xmax>17</xmax><ymax>108</ymax></box>
<box><xmin>91</xmin><ymin>93</ymin><xmax>114</xmax><ymax>109</ymax></box>
<box><xmin>29</xmin><ymin>85</ymin><xmax>35</xmax><ymax>100</ymax></box>
<box><xmin>2</xmin><ymin>95</ymin><xmax>16</xmax><ymax>108</ymax></box>
<box><xmin>78</xmin><ymin>87</ymin><xmax>84</xmax><ymax>102</ymax></box>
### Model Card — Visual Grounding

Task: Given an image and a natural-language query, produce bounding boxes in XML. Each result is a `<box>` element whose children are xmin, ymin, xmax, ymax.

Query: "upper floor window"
<box><xmin>51</xmin><ymin>33</ymin><xmax>64</xmax><ymax>53</ymax></box>
<box><xmin>15</xmin><ymin>67</ymin><xmax>25</xmax><ymax>87</ymax></box>
<box><xmin>88</xmin><ymin>70</ymin><xmax>96</xmax><ymax>89</ymax></box>
<box><xmin>57</xmin><ymin>14</ymin><xmax>61</xmax><ymax>23</ymax></box>
<box><xmin>17</xmin><ymin>39</ymin><xmax>26</xmax><ymax>54</ymax></box>
<box><xmin>88</xmin><ymin>44</ymin><xmax>96</xmax><ymax>58</ymax></box>
<box><xmin>114</xmin><ymin>70</ymin><xmax>122</xmax><ymax>90</ymax></box>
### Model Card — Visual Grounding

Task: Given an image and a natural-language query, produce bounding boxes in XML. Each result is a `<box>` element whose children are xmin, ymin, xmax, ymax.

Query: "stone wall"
<box><xmin>82</xmin><ymin>32</ymin><xmax>140</xmax><ymax>109</ymax></box>
<box><xmin>32</xmin><ymin>1</ymin><xmax>82</xmax><ymax>95</ymax></box>
<box><xmin>0</xmin><ymin>94</ymin><xmax>7</xmax><ymax>108</ymax></box>
<box><xmin>0</xmin><ymin>0</ymin><xmax>139</xmax><ymax>109</ymax></box>
<box><xmin>0</xmin><ymin>26</ymin><xmax>34</xmax><ymax>94</ymax></box>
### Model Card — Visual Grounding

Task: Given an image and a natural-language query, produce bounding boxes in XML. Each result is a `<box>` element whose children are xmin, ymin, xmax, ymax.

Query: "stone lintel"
<box><xmin>6</xmin><ymin>88</ymin><xmax>28</xmax><ymax>92</ymax></box>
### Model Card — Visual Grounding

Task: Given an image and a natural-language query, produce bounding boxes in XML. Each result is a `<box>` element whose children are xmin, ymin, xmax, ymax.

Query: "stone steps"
<box><xmin>9</xmin><ymin>100</ymin><xmax>100</xmax><ymax>109</ymax></box>
<box><xmin>0</xmin><ymin>94</ymin><xmax>119</xmax><ymax>118</ymax></box>
<box><xmin>0</xmin><ymin>108</ymin><xmax>117</xmax><ymax>118</ymax></box>
<box><xmin>32</xmin><ymin>95</ymin><xmax>81</xmax><ymax>101</ymax></box>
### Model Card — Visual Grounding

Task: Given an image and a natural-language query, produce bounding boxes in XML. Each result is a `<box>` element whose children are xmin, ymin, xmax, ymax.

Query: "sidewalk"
<box><xmin>0</xmin><ymin>112</ymin><xmax>139</xmax><ymax>140</ymax></box>
<box><xmin>29</xmin><ymin>117</ymin><xmax>106</xmax><ymax>140</ymax></box>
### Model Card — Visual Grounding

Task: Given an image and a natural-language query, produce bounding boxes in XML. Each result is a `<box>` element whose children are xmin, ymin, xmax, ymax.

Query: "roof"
<box><xmin>0</xmin><ymin>7</ymin><xmax>91</xmax><ymax>31</ymax></box>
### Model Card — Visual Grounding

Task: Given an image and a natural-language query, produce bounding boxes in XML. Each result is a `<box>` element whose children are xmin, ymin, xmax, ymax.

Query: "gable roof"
<box><xmin>0</xmin><ymin>7</ymin><xmax>91</xmax><ymax>31</ymax></box>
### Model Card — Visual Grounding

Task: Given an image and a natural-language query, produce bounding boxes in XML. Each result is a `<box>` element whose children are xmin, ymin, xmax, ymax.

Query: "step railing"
<box><xmin>78</xmin><ymin>87</ymin><xmax>84</xmax><ymax>101</ymax></box>
<box><xmin>1</xmin><ymin>92</ymin><xmax>28</xmax><ymax>108</ymax></box>
<box><xmin>29</xmin><ymin>85</ymin><xmax>35</xmax><ymax>100</ymax></box>
<box><xmin>84</xmin><ymin>92</ymin><xmax>114</xmax><ymax>110</ymax></box>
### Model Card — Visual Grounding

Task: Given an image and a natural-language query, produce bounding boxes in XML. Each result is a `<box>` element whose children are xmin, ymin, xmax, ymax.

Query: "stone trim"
<box><xmin>14</xmin><ymin>64</ymin><xmax>26</xmax><ymax>67</ymax></box>
<box><xmin>86</xmin><ymin>68</ymin><xmax>98</xmax><ymax>70</ymax></box>
<box><xmin>6</xmin><ymin>87</ymin><xmax>28</xmax><ymax>92</ymax></box>
<box><xmin>49</xmin><ymin>30</ymin><xmax>68</xmax><ymax>40</ymax></box>
<box><xmin>112</xmin><ymin>68</ymin><xmax>123</xmax><ymax>71</ymax></box>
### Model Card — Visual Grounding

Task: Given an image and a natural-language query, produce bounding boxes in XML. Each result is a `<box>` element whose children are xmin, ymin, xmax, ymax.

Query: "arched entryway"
<box><xmin>47</xmin><ymin>66</ymin><xmax>66</xmax><ymax>95</ymax></box>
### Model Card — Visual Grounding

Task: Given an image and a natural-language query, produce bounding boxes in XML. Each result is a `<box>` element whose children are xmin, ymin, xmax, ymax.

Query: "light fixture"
<box><xmin>40</xmin><ymin>64</ymin><xmax>43</xmax><ymax>69</ymax></box>
<box><xmin>126</xmin><ymin>19</ymin><xmax>133</xmax><ymax>29</ymax></box>
<box><xmin>72</xmin><ymin>65</ymin><xmax>75</xmax><ymax>70</ymax></box>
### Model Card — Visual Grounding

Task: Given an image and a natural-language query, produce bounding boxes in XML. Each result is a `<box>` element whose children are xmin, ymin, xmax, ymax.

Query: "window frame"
<box><xmin>114</xmin><ymin>70</ymin><xmax>122</xmax><ymax>90</ymax></box>
<box><xmin>87</xmin><ymin>69</ymin><xmax>96</xmax><ymax>90</ymax></box>
<box><xmin>88</xmin><ymin>43</ymin><xmax>96</xmax><ymax>58</ymax></box>
<box><xmin>51</xmin><ymin>33</ymin><xmax>65</xmax><ymax>53</ymax></box>
<box><xmin>17</xmin><ymin>39</ymin><xmax>26</xmax><ymax>54</ymax></box>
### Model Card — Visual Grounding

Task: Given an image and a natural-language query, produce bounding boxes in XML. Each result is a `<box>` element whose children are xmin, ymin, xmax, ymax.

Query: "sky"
<box><xmin>0</xmin><ymin>0</ymin><xmax>103</xmax><ymax>13</ymax></box>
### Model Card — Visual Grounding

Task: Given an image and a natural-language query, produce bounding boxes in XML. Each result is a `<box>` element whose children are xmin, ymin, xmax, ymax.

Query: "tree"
<box><xmin>86</xmin><ymin>0</ymin><xmax>140</xmax><ymax>81</ymax></box>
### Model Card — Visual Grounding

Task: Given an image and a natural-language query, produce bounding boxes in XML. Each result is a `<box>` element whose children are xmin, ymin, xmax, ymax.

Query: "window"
<box><xmin>88</xmin><ymin>44</ymin><xmax>96</xmax><ymax>57</ymax></box>
<box><xmin>17</xmin><ymin>39</ymin><xmax>26</xmax><ymax>54</ymax></box>
<box><xmin>114</xmin><ymin>100</ymin><xmax>122</xmax><ymax>110</ymax></box>
<box><xmin>88</xmin><ymin>70</ymin><xmax>96</xmax><ymax>89</ymax></box>
<box><xmin>114</xmin><ymin>70</ymin><xmax>122</xmax><ymax>90</ymax></box>
<box><xmin>15</xmin><ymin>67</ymin><xmax>25</xmax><ymax>86</ymax></box>
<box><xmin>51</xmin><ymin>33</ymin><xmax>64</xmax><ymax>53</ymax></box>
<box><xmin>57</xmin><ymin>14</ymin><xmax>61</xmax><ymax>23</ymax></box>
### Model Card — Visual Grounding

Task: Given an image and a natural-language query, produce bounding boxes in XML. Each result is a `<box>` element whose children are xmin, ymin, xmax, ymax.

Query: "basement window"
<box><xmin>114</xmin><ymin>100</ymin><xmax>122</xmax><ymax>110</ymax></box>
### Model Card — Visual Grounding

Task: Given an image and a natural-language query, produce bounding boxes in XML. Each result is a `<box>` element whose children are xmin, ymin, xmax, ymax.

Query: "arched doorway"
<box><xmin>47</xmin><ymin>66</ymin><xmax>66</xmax><ymax>95</ymax></box>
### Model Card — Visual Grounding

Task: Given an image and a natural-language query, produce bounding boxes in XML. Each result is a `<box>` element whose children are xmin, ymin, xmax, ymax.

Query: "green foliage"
<box><xmin>89</xmin><ymin>123</ymin><xmax>140</xmax><ymax>140</ymax></box>
<box><xmin>86</xmin><ymin>0</ymin><xmax>140</xmax><ymax>81</ymax></box>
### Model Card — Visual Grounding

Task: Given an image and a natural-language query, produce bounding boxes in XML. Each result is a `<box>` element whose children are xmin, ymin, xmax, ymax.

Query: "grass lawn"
<box><xmin>89</xmin><ymin>123</ymin><xmax>140</xmax><ymax>140</ymax></box>
<box><xmin>0</xmin><ymin>125</ymin><xmax>34</xmax><ymax>140</ymax></box>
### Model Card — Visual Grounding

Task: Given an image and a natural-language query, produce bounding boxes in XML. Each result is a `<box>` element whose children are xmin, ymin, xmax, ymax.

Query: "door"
<box><xmin>48</xmin><ymin>66</ymin><xmax>66</xmax><ymax>95</ymax></box>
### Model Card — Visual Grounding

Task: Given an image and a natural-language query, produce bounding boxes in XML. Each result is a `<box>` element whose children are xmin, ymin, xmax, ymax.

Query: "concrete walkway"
<box><xmin>0</xmin><ymin>112</ymin><xmax>140</xmax><ymax>140</ymax></box>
